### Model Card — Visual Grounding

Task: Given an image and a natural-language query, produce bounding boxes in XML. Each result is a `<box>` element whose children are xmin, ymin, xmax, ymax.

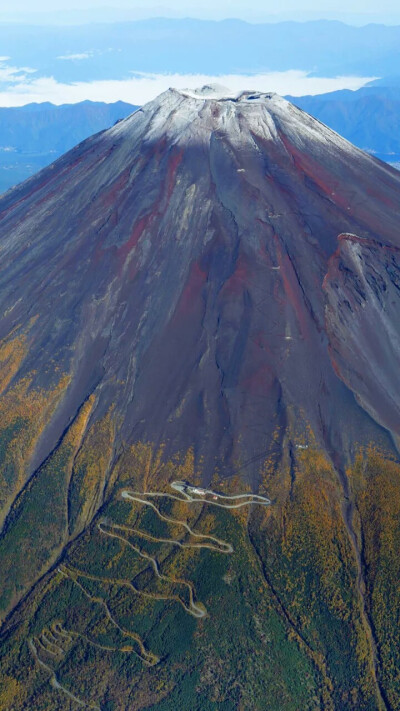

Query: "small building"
<box><xmin>189</xmin><ymin>487</ymin><xmax>206</xmax><ymax>496</ymax></box>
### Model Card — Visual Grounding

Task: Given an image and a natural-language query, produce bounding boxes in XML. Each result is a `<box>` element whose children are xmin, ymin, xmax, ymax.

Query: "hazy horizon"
<box><xmin>0</xmin><ymin>2</ymin><xmax>400</xmax><ymax>26</ymax></box>
<box><xmin>0</xmin><ymin>9</ymin><xmax>397</xmax><ymax>107</ymax></box>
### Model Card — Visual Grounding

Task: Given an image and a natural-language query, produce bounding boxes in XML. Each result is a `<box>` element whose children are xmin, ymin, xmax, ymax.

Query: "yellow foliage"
<box><xmin>69</xmin><ymin>403</ymin><xmax>113</xmax><ymax>533</ymax></box>
<box><xmin>0</xmin><ymin>369</ymin><xmax>71</xmax><ymax>527</ymax></box>
<box><xmin>0</xmin><ymin>330</ymin><xmax>27</xmax><ymax>396</ymax></box>
<box><xmin>64</xmin><ymin>394</ymin><xmax>96</xmax><ymax>449</ymax></box>
<box><xmin>0</xmin><ymin>675</ymin><xmax>25</xmax><ymax>708</ymax></box>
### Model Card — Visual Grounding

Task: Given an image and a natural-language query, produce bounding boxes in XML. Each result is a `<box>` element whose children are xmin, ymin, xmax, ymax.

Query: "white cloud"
<box><xmin>0</xmin><ymin>68</ymin><xmax>377</xmax><ymax>107</ymax></box>
<box><xmin>57</xmin><ymin>52</ymin><xmax>94</xmax><ymax>61</ymax></box>
<box><xmin>57</xmin><ymin>49</ymin><xmax>117</xmax><ymax>61</ymax></box>
<box><xmin>0</xmin><ymin>58</ymin><xmax>36</xmax><ymax>84</ymax></box>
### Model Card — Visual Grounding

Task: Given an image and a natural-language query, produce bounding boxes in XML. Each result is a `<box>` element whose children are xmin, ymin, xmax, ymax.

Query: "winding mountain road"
<box><xmin>29</xmin><ymin>481</ymin><xmax>270</xmax><ymax>708</ymax></box>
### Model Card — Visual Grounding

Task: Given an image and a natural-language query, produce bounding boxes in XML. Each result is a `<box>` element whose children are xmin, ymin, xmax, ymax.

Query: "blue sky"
<box><xmin>3</xmin><ymin>0</ymin><xmax>400</xmax><ymax>12</ymax></box>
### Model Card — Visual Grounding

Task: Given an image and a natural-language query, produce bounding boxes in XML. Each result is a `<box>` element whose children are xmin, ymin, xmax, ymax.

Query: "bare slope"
<box><xmin>1</xmin><ymin>88</ymin><xmax>399</xmax><ymax>486</ymax></box>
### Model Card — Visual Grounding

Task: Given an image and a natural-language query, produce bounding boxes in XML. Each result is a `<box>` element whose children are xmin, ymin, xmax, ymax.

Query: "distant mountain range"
<box><xmin>288</xmin><ymin>79</ymin><xmax>400</xmax><ymax>164</ymax></box>
<box><xmin>0</xmin><ymin>101</ymin><xmax>137</xmax><ymax>194</ymax></box>
<box><xmin>1</xmin><ymin>19</ymin><xmax>400</xmax><ymax>79</ymax></box>
<box><xmin>2</xmin><ymin>9</ymin><xmax>400</xmax><ymax>25</ymax></box>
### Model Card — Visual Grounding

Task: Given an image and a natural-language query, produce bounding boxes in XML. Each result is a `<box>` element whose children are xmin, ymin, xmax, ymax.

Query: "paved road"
<box><xmin>29</xmin><ymin>480</ymin><xmax>271</xmax><ymax>708</ymax></box>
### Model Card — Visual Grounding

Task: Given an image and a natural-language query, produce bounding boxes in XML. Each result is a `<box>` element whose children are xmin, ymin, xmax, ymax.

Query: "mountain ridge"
<box><xmin>288</xmin><ymin>84</ymin><xmax>400</xmax><ymax>163</ymax></box>
<box><xmin>0</xmin><ymin>100</ymin><xmax>138</xmax><ymax>195</ymax></box>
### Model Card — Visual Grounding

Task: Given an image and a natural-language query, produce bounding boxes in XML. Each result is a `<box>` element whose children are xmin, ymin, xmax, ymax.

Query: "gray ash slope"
<box><xmin>1</xmin><ymin>85</ymin><xmax>400</xmax><ymax>484</ymax></box>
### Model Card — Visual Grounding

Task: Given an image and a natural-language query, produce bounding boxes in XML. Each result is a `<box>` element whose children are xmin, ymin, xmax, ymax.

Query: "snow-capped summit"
<box><xmin>108</xmin><ymin>85</ymin><xmax>368</xmax><ymax>162</ymax></box>
<box><xmin>178</xmin><ymin>84</ymin><xmax>277</xmax><ymax>102</ymax></box>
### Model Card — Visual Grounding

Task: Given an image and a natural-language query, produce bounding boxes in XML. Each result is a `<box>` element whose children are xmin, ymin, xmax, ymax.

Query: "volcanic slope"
<box><xmin>1</xmin><ymin>86</ymin><xmax>400</xmax><ymax>710</ymax></box>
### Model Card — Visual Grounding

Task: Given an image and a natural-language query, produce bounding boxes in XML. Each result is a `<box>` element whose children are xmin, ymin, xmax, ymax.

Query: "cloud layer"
<box><xmin>0</xmin><ymin>59</ymin><xmax>376</xmax><ymax>107</ymax></box>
